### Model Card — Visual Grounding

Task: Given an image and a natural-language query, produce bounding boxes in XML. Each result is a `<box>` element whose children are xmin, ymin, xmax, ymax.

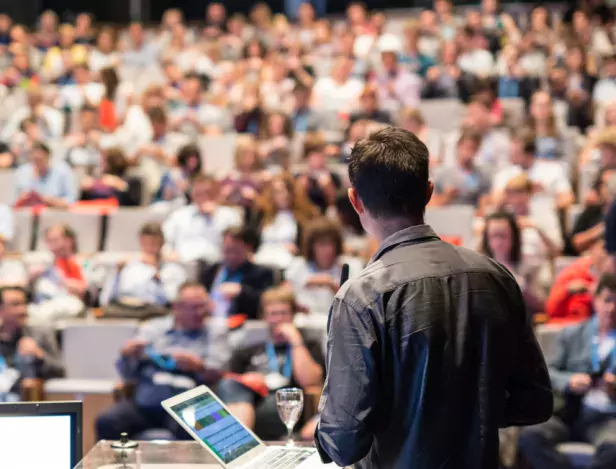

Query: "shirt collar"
<box><xmin>371</xmin><ymin>224</ymin><xmax>440</xmax><ymax>263</ymax></box>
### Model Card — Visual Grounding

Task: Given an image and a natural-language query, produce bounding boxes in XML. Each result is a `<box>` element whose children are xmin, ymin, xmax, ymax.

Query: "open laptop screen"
<box><xmin>170</xmin><ymin>391</ymin><xmax>260</xmax><ymax>464</ymax></box>
<box><xmin>0</xmin><ymin>401</ymin><xmax>82</xmax><ymax>469</ymax></box>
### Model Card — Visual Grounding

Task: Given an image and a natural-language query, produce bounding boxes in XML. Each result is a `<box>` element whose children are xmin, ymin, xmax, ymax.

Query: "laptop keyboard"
<box><xmin>248</xmin><ymin>448</ymin><xmax>314</xmax><ymax>469</ymax></box>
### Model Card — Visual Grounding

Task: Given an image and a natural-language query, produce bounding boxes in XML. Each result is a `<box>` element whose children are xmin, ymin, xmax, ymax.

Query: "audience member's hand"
<box><xmin>172</xmin><ymin>351</ymin><xmax>205</xmax><ymax>373</ymax></box>
<box><xmin>219</xmin><ymin>282</ymin><xmax>241</xmax><ymax>300</ymax></box>
<box><xmin>604</xmin><ymin>373</ymin><xmax>616</xmax><ymax>400</ymax></box>
<box><xmin>306</xmin><ymin>274</ymin><xmax>337</xmax><ymax>290</ymax></box>
<box><xmin>18</xmin><ymin>337</ymin><xmax>44</xmax><ymax>359</ymax></box>
<box><xmin>517</xmin><ymin>216</ymin><xmax>535</xmax><ymax>230</ymax></box>
<box><xmin>240</xmin><ymin>186</ymin><xmax>257</xmax><ymax>200</ymax></box>
<box><xmin>199</xmin><ymin>201</ymin><xmax>217</xmax><ymax>215</ymax></box>
<box><xmin>121</xmin><ymin>339</ymin><xmax>148</xmax><ymax>358</ymax></box>
<box><xmin>567</xmin><ymin>280</ymin><xmax>589</xmax><ymax>295</ymax></box>
<box><xmin>569</xmin><ymin>373</ymin><xmax>592</xmax><ymax>395</ymax></box>
<box><xmin>275</xmin><ymin>323</ymin><xmax>304</xmax><ymax>347</ymax></box>
<box><xmin>444</xmin><ymin>186</ymin><xmax>459</xmax><ymax>201</ymax></box>
<box><xmin>28</xmin><ymin>264</ymin><xmax>47</xmax><ymax>280</ymax></box>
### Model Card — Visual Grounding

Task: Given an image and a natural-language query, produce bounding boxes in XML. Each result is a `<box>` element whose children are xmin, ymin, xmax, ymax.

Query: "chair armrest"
<box><xmin>113</xmin><ymin>381</ymin><xmax>137</xmax><ymax>402</ymax></box>
<box><xmin>304</xmin><ymin>386</ymin><xmax>322</xmax><ymax>420</ymax></box>
<box><xmin>21</xmin><ymin>378</ymin><xmax>44</xmax><ymax>401</ymax></box>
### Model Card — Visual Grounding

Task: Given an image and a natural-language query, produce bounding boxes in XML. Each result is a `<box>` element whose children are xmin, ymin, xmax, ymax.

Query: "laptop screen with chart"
<box><xmin>170</xmin><ymin>391</ymin><xmax>260</xmax><ymax>464</ymax></box>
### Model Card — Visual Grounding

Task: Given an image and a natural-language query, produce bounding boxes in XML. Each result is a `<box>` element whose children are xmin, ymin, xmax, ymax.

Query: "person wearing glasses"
<box><xmin>0</xmin><ymin>286</ymin><xmax>63</xmax><ymax>402</ymax></box>
<box><xmin>96</xmin><ymin>281</ymin><xmax>229</xmax><ymax>440</ymax></box>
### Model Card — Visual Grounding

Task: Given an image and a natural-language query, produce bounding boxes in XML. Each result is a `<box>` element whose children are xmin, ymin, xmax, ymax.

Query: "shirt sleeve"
<box><xmin>316</xmin><ymin>297</ymin><xmax>378</xmax><ymax>466</ymax></box>
<box><xmin>502</xmin><ymin>281</ymin><xmax>553</xmax><ymax>427</ymax></box>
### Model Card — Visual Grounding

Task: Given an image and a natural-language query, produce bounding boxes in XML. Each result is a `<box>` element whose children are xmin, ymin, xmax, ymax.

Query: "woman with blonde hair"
<box><xmin>220</xmin><ymin>135</ymin><xmax>265</xmax><ymax>211</ymax></box>
<box><xmin>252</xmin><ymin>173</ymin><xmax>319</xmax><ymax>269</ymax></box>
<box><xmin>526</xmin><ymin>90</ymin><xmax>564</xmax><ymax>160</ymax></box>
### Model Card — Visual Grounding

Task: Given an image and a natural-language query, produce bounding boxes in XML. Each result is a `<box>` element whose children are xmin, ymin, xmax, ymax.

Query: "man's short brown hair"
<box><xmin>140</xmin><ymin>222</ymin><xmax>164</xmax><ymax>240</ymax></box>
<box><xmin>261</xmin><ymin>286</ymin><xmax>296</xmax><ymax>313</ymax></box>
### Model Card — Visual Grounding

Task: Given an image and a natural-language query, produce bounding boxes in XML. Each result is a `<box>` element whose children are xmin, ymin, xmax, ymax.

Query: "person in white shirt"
<box><xmin>0</xmin><ymin>88</ymin><xmax>64</xmax><ymax>143</ymax></box>
<box><xmin>460</xmin><ymin>98</ymin><xmax>509</xmax><ymax>171</ymax></box>
<box><xmin>89</xmin><ymin>27</ymin><xmax>120</xmax><ymax>74</ymax></box>
<box><xmin>100</xmin><ymin>222</ymin><xmax>186</xmax><ymax>307</ymax></box>
<box><xmin>312</xmin><ymin>56</ymin><xmax>364</xmax><ymax>114</ymax></box>
<box><xmin>593</xmin><ymin>55</ymin><xmax>616</xmax><ymax>106</ymax></box>
<box><xmin>0</xmin><ymin>237</ymin><xmax>27</xmax><ymax>288</ymax></box>
<box><xmin>163</xmin><ymin>174</ymin><xmax>243</xmax><ymax>263</ymax></box>
<box><xmin>457</xmin><ymin>27</ymin><xmax>495</xmax><ymax>77</ymax></box>
<box><xmin>286</xmin><ymin>217</ymin><xmax>363</xmax><ymax>314</ymax></box>
<box><xmin>492</xmin><ymin>133</ymin><xmax>575</xmax><ymax>210</ymax></box>
<box><xmin>254</xmin><ymin>173</ymin><xmax>319</xmax><ymax>269</ymax></box>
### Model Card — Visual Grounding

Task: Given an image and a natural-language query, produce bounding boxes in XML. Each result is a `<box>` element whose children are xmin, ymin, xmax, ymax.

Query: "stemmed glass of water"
<box><xmin>276</xmin><ymin>388</ymin><xmax>304</xmax><ymax>447</ymax></box>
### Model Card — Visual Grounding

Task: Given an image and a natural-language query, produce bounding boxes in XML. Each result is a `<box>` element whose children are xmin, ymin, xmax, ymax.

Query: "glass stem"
<box><xmin>287</xmin><ymin>425</ymin><xmax>294</xmax><ymax>447</ymax></box>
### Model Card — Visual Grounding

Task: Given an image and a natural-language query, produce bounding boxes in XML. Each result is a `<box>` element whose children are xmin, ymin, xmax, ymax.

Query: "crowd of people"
<box><xmin>1</xmin><ymin>0</ymin><xmax>616</xmax><ymax>466</ymax></box>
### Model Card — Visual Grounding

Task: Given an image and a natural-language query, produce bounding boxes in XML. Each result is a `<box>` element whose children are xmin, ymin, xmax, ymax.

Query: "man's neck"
<box><xmin>375</xmin><ymin>217</ymin><xmax>423</xmax><ymax>244</ymax></box>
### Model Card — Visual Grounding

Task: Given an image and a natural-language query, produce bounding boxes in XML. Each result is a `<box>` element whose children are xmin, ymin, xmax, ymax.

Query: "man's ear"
<box><xmin>426</xmin><ymin>181</ymin><xmax>434</xmax><ymax>206</ymax></box>
<box><xmin>348</xmin><ymin>188</ymin><xmax>365</xmax><ymax>215</ymax></box>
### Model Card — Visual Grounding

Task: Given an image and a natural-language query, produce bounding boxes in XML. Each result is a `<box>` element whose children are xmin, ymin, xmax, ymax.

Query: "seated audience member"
<box><xmin>432</xmin><ymin>131</ymin><xmax>491</xmax><ymax>208</ymax></box>
<box><xmin>296</xmin><ymin>134</ymin><xmax>341</xmax><ymax>214</ymax></box>
<box><xmin>154</xmin><ymin>144</ymin><xmax>202</xmax><ymax>204</ymax></box>
<box><xmin>287</xmin><ymin>218</ymin><xmax>362</xmax><ymax>314</ymax></box>
<box><xmin>328</xmin><ymin>191</ymin><xmax>369</xmax><ymax>258</ymax></box>
<box><xmin>253</xmin><ymin>173</ymin><xmax>319</xmax><ymax>269</ymax></box>
<box><xmin>163</xmin><ymin>174</ymin><xmax>243</xmax><ymax>263</ymax></box>
<box><xmin>501</xmin><ymin>174</ymin><xmax>562</xmax><ymax>264</ymax></box>
<box><xmin>63</xmin><ymin>105</ymin><xmax>103</xmax><ymax>167</ymax></box>
<box><xmin>258</xmin><ymin>112</ymin><xmax>293</xmax><ymax>164</ymax></box>
<box><xmin>80</xmin><ymin>148</ymin><xmax>141</xmax><ymax>206</ymax></box>
<box><xmin>30</xmin><ymin>225</ymin><xmax>87</xmax><ymax>324</ymax></box>
<box><xmin>220</xmin><ymin>136</ymin><xmax>264</xmax><ymax>212</ymax></box>
<box><xmin>290</xmin><ymin>84</ymin><xmax>318</xmax><ymax>133</ymax></box>
<box><xmin>201</xmin><ymin>227</ymin><xmax>275</xmax><ymax>321</ymax></box>
<box><xmin>567</xmin><ymin>166</ymin><xmax>616</xmax><ymax>255</ymax></box>
<box><xmin>519</xmin><ymin>274</ymin><xmax>616</xmax><ymax>469</ymax></box>
<box><xmin>100</xmin><ymin>223</ymin><xmax>187</xmax><ymax>310</ymax></box>
<box><xmin>0</xmin><ymin>237</ymin><xmax>27</xmax><ymax>287</ymax></box>
<box><xmin>217</xmin><ymin>286</ymin><xmax>324</xmax><ymax>440</ymax></box>
<box><xmin>96</xmin><ymin>282</ymin><xmax>229</xmax><ymax>440</ymax></box>
<box><xmin>462</xmin><ymin>98</ymin><xmax>510</xmax><ymax>171</ymax></box>
<box><xmin>399</xmin><ymin>108</ymin><xmax>443</xmax><ymax>166</ymax></box>
<box><xmin>14</xmin><ymin>142</ymin><xmax>77</xmax><ymax>208</ymax></box>
<box><xmin>0</xmin><ymin>286</ymin><xmax>63</xmax><ymax>402</ymax></box>
<box><xmin>527</xmin><ymin>90</ymin><xmax>564</xmax><ymax>161</ymax></box>
<box><xmin>311</xmin><ymin>55</ymin><xmax>364</xmax><ymax>115</ymax></box>
<box><xmin>546</xmin><ymin>240</ymin><xmax>611</xmax><ymax>322</ymax></box>
<box><xmin>349</xmin><ymin>86</ymin><xmax>393</xmax><ymax>126</ymax></box>
<box><xmin>0</xmin><ymin>87</ymin><xmax>64</xmax><ymax>143</ymax></box>
<box><xmin>480</xmin><ymin>211</ymin><xmax>544</xmax><ymax>314</ymax></box>
<box><xmin>373</xmin><ymin>40</ymin><xmax>422</xmax><ymax>114</ymax></box>
<box><xmin>492</xmin><ymin>133</ymin><xmax>574</xmax><ymax>210</ymax></box>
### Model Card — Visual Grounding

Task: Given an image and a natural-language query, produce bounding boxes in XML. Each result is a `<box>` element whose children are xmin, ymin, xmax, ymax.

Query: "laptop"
<box><xmin>162</xmin><ymin>385</ymin><xmax>333</xmax><ymax>469</ymax></box>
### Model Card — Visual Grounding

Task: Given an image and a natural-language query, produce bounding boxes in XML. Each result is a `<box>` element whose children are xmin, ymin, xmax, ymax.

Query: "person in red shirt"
<box><xmin>546</xmin><ymin>240</ymin><xmax>613</xmax><ymax>322</ymax></box>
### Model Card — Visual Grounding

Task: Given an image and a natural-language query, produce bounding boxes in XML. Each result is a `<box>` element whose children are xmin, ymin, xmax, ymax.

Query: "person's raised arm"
<box><xmin>316</xmin><ymin>297</ymin><xmax>378</xmax><ymax>466</ymax></box>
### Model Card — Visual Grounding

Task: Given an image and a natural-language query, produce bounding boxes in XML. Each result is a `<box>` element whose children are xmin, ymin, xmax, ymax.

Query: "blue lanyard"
<box><xmin>144</xmin><ymin>346</ymin><xmax>176</xmax><ymax>371</ymax></box>
<box><xmin>591</xmin><ymin>323</ymin><xmax>616</xmax><ymax>374</ymax></box>
<box><xmin>265</xmin><ymin>343</ymin><xmax>292</xmax><ymax>378</ymax></box>
<box><xmin>222</xmin><ymin>268</ymin><xmax>243</xmax><ymax>284</ymax></box>
<box><xmin>0</xmin><ymin>356</ymin><xmax>6</xmax><ymax>373</ymax></box>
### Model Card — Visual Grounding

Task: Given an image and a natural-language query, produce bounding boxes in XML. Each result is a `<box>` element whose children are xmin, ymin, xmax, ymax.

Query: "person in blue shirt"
<box><xmin>14</xmin><ymin>141</ymin><xmax>77</xmax><ymax>208</ymax></box>
<box><xmin>519</xmin><ymin>273</ymin><xmax>616</xmax><ymax>469</ymax></box>
<box><xmin>96</xmin><ymin>281</ymin><xmax>229</xmax><ymax>441</ymax></box>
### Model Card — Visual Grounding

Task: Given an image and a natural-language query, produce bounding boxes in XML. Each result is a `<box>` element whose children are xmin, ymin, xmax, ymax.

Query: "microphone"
<box><xmin>339</xmin><ymin>263</ymin><xmax>350</xmax><ymax>287</ymax></box>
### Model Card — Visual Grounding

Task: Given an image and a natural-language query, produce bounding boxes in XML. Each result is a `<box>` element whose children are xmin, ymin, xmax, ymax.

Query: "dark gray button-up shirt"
<box><xmin>316</xmin><ymin>225</ymin><xmax>552</xmax><ymax>469</ymax></box>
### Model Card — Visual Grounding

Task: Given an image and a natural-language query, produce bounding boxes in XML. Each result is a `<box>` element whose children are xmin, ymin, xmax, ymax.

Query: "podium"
<box><xmin>74</xmin><ymin>440</ymin><xmax>328</xmax><ymax>469</ymax></box>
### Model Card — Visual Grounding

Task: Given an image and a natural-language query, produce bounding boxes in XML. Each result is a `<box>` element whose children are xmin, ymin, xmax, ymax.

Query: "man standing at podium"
<box><xmin>315</xmin><ymin>127</ymin><xmax>553</xmax><ymax>469</ymax></box>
